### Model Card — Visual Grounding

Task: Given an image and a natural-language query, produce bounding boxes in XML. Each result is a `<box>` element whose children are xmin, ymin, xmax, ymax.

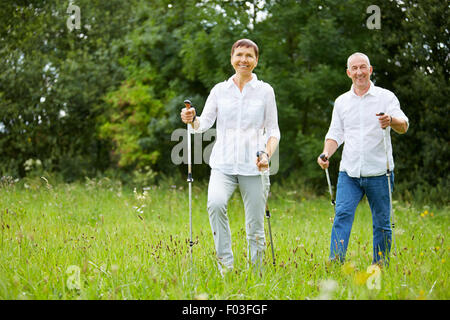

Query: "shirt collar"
<box><xmin>226</xmin><ymin>73</ymin><xmax>258</xmax><ymax>89</ymax></box>
<box><xmin>350</xmin><ymin>80</ymin><xmax>376</xmax><ymax>97</ymax></box>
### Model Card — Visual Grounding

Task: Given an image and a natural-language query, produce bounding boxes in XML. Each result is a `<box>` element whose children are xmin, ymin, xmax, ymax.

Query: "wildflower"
<box><xmin>417</xmin><ymin>290</ymin><xmax>426</xmax><ymax>300</ymax></box>
<box><xmin>342</xmin><ymin>262</ymin><xmax>355</xmax><ymax>275</ymax></box>
<box><xmin>24</xmin><ymin>159</ymin><xmax>33</xmax><ymax>171</ymax></box>
<box><xmin>420</xmin><ymin>252</ymin><xmax>424</xmax><ymax>256</ymax></box>
<box><xmin>133</xmin><ymin>188</ymin><xmax>148</xmax><ymax>200</ymax></box>
<box><xmin>442</xmin><ymin>259</ymin><xmax>446</xmax><ymax>263</ymax></box>
<box><xmin>354</xmin><ymin>271</ymin><xmax>370</xmax><ymax>285</ymax></box>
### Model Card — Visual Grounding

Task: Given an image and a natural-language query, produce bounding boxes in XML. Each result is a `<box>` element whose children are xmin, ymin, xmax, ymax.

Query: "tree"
<box><xmin>0</xmin><ymin>0</ymin><xmax>137</xmax><ymax>180</ymax></box>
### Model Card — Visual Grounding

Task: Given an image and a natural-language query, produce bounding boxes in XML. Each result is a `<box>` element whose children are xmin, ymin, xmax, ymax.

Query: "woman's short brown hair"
<box><xmin>230</xmin><ymin>39</ymin><xmax>259</xmax><ymax>59</ymax></box>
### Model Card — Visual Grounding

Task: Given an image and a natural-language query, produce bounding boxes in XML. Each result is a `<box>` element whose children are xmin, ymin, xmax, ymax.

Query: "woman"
<box><xmin>180</xmin><ymin>39</ymin><xmax>280</xmax><ymax>274</ymax></box>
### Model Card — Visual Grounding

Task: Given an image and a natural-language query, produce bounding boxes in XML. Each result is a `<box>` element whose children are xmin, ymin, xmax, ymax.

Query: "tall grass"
<box><xmin>0</xmin><ymin>177</ymin><xmax>448</xmax><ymax>300</ymax></box>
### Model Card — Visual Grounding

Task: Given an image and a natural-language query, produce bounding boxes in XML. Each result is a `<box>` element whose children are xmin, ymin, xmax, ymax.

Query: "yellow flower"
<box><xmin>342</xmin><ymin>262</ymin><xmax>355</xmax><ymax>275</ymax></box>
<box><xmin>442</xmin><ymin>259</ymin><xmax>446</xmax><ymax>263</ymax></box>
<box><xmin>378</xmin><ymin>251</ymin><xmax>382</xmax><ymax>256</ymax></box>
<box><xmin>417</xmin><ymin>290</ymin><xmax>426</xmax><ymax>300</ymax></box>
<box><xmin>420</xmin><ymin>252</ymin><xmax>424</xmax><ymax>256</ymax></box>
<box><xmin>420</xmin><ymin>213</ymin><xmax>425</xmax><ymax>218</ymax></box>
<box><xmin>354</xmin><ymin>271</ymin><xmax>370</xmax><ymax>285</ymax></box>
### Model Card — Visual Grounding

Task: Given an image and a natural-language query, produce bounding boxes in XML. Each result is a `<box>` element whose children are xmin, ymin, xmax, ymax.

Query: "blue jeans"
<box><xmin>330</xmin><ymin>171</ymin><xmax>394</xmax><ymax>264</ymax></box>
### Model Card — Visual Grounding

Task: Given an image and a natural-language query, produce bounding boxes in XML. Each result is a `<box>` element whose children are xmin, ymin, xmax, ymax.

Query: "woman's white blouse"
<box><xmin>192</xmin><ymin>73</ymin><xmax>280</xmax><ymax>176</ymax></box>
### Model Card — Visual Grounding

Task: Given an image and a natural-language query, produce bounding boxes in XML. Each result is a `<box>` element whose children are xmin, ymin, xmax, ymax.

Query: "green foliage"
<box><xmin>99</xmin><ymin>63</ymin><xmax>163</xmax><ymax>170</ymax></box>
<box><xmin>0</xmin><ymin>0</ymin><xmax>137</xmax><ymax>180</ymax></box>
<box><xmin>294</xmin><ymin>132</ymin><xmax>328</xmax><ymax>190</ymax></box>
<box><xmin>0</xmin><ymin>0</ymin><xmax>447</xmax><ymax>204</ymax></box>
<box><xmin>374</xmin><ymin>0</ymin><xmax>449</xmax><ymax>206</ymax></box>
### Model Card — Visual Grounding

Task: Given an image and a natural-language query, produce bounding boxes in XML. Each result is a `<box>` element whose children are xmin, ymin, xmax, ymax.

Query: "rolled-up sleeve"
<box><xmin>387</xmin><ymin>93</ymin><xmax>409</xmax><ymax>130</ymax></box>
<box><xmin>264</xmin><ymin>86</ymin><xmax>281</xmax><ymax>143</ymax></box>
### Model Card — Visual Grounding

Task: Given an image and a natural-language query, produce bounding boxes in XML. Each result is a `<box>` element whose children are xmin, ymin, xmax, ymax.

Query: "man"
<box><xmin>317</xmin><ymin>52</ymin><xmax>408</xmax><ymax>265</ymax></box>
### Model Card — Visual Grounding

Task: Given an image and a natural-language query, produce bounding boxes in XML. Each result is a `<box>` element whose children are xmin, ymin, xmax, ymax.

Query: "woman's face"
<box><xmin>231</xmin><ymin>46</ymin><xmax>258</xmax><ymax>76</ymax></box>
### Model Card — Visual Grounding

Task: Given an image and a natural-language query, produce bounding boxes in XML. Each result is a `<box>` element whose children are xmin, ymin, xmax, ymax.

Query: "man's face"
<box><xmin>231</xmin><ymin>46</ymin><xmax>258</xmax><ymax>76</ymax></box>
<box><xmin>346</xmin><ymin>55</ymin><xmax>373</xmax><ymax>89</ymax></box>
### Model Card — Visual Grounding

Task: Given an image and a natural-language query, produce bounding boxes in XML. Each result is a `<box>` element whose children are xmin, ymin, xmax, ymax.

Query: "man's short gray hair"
<box><xmin>347</xmin><ymin>52</ymin><xmax>371</xmax><ymax>69</ymax></box>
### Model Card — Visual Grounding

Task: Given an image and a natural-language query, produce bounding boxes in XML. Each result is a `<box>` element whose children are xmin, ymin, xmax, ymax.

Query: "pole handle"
<box><xmin>257</xmin><ymin>151</ymin><xmax>271</xmax><ymax>175</ymax></box>
<box><xmin>184</xmin><ymin>99</ymin><xmax>192</xmax><ymax>110</ymax></box>
<box><xmin>184</xmin><ymin>99</ymin><xmax>197</xmax><ymax>124</ymax></box>
<box><xmin>256</xmin><ymin>151</ymin><xmax>269</xmax><ymax>159</ymax></box>
<box><xmin>319</xmin><ymin>153</ymin><xmax>328</xmax><ymax>161</ymax></box>
<box><xmin>376</xmin><ymin>112</ymin><xmax>389</xmax><ymax>132</ymax></box>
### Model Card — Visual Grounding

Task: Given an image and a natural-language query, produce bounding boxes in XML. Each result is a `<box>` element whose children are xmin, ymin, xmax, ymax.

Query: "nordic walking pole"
<box><xmin>257</xmin><ymin>151</ymin><xmax>276</xmax><ymax>266</ymax></box>
<box><xmin>319</xmin><ymin>154</ymin><xmax>336</xmax><ymax>207</ymax></box>
<box><xmin>377</xmin><ymin>112</ymin><xmax>397</xmax><ymax>257</ymax></box>
<box><xmin>184</xmin><ymin>99</ymin><xmax>194</xmax><ymax>264</ymax></box>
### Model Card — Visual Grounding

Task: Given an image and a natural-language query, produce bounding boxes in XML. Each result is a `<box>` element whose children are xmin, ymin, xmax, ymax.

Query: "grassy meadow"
<box><xmin>0</xmin><ymin>176</ymin><xmax>448</xmax><ymax>300</ymax></box>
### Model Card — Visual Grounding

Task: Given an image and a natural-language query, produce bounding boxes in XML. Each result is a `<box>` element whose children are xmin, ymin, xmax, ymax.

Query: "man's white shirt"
<box><xmin>325</xmin><ymin>81</ymin><xmax>409</xmax><ymax>178</ymax></box>
<box><xmin>192</xmin><ymin>73</ymin><xmax>280</xmax><ymax>176</ymax></box>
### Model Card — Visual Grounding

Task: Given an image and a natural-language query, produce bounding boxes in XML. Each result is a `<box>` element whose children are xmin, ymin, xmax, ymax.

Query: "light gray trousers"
<box><xmin>207</xmin><ymin>169</ymin><xmax>266</xmax><ymax>271</ymax></box>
